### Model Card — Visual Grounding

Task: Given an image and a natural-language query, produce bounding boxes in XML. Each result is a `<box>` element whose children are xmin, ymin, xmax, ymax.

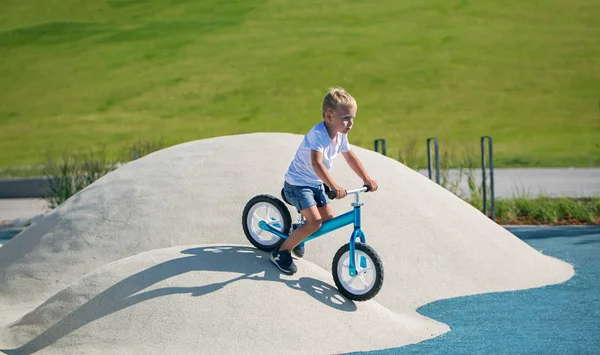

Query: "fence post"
<box><xmin>374</xmin><ymin>139</ymin><xmax>387</xmax><ymax>156</ymax></box>
<box><xmin>426</xmin><ymin>137</ymin><xmax>440</xmax><ymax>184</ymax></box>
<box><xmin>480</xmin><ymin>136</ymin><xmax>495</xmax><ymax>220</ymax></box>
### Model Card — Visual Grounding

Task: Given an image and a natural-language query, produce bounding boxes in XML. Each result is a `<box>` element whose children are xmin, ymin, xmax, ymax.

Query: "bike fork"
<box><xmin>348</xmin><ymin>229</ymin><xmax>367</xmax><ymax>277</ymax></box>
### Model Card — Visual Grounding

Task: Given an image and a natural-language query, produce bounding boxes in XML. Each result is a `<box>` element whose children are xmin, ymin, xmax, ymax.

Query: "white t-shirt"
<box><xmin>285</xmin><ymin>122</ymin><xmax>351</xmax><ymax>187</ymax></box>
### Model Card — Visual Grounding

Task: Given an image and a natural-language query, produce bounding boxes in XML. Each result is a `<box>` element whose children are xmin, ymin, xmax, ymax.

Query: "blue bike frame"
<box><xmin>258</xmin><ymin>189</ymin><xmax>367</xmax><ymax>276</ymax></box>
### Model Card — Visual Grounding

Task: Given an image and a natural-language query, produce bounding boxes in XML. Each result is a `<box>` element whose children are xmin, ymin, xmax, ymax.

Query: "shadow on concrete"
<box><xmin>1</xmin><ymin>245</ymin><xmax>355</xmax><ymax>354</ymax></box>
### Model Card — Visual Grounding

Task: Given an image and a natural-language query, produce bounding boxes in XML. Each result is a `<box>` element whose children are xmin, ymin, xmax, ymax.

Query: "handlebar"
<box><xmin>327</xmin><ymin>185</ymin><xmax>370</xmax><ymax>200</ymax></box>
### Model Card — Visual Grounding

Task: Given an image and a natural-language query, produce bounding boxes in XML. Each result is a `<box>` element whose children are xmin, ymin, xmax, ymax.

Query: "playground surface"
<box><xmin>3</xmin><ymin>225</ymin><xmax>597</xmax><ymax>353</ymax></box>
<box><xmin>350</xmin><ymin>226</ymin><xmax>600</xmax><ymax>355</ymax></box>
<box><xmin>0</xmin><ymin>136</ymin><xmax>596</xmax><ymax>353</ymax></box>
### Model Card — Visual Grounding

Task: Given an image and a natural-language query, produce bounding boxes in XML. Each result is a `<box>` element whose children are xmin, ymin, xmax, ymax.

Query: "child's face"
<box><xmin>326</xmin><ymin>105</ymin><xmax>356</xmax><ymax>134</ymax></box>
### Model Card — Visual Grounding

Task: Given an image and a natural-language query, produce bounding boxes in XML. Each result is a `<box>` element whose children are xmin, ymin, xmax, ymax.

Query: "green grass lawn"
<box><xmin>1</xmin><ymin>0</ymin><xmax>599</xmax><ymax>175</ymax></box>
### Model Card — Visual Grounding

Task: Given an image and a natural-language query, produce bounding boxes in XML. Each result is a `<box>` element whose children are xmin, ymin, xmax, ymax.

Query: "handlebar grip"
<box><xmin>327</xmin><ymin>185</ymin><xmax>370</xmax><ymax>199</ymax></box>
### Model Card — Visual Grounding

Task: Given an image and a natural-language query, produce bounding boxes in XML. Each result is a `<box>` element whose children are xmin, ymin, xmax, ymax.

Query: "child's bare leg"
<box><xmin>318</xmin><ymin>204</ymin><xmax>335</xmax><ymax>222</ymax></box>
<box><xmin>280</xmin><ymin>206</ymin><xmax>322</xmax><ymax>251</ymax></box>
<box><xmin>281</xmin><ymin>204</ymin><xmax>335</xmax><ymax>252</ymax></box>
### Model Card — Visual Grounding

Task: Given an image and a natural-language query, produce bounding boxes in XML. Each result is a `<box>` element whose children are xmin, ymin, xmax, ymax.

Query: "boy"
<box><xmin>271</xmin><ymin>87</ymin><xmax>378</xmax><ymax>274</ymax></box>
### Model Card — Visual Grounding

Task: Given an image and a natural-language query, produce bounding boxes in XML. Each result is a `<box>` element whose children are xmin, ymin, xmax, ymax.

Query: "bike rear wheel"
<box><xmin>332</xmin><ymin>242</ymin><xmax>384</xmax><ymax>301</ymax></box>
<box><xmin>242</xmin><ymin>195</ymin><xmax>291</xmax><ymax>251</ymax></box>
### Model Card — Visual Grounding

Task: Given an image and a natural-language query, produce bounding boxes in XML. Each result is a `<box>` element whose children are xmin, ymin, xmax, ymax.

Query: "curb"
<box><xmin>0</xmin><ymin>177</ymin><xmax>51</xmax><ymax>198</ymax></box>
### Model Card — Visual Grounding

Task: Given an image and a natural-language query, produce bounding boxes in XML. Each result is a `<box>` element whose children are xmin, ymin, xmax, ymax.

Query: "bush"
<box><xmin>44</xmin><ymin>139</ymin><xmax>164</xmax><ymax>209</ymax></box>
<box><xmin>44</xmin><ymin>148</ymin><xmax>115</xmax><ymax>209</ymax></box>
<box><xmin>428</xmin><ymin>148</ymin><xmax>598</xmax><ymax>225</ymax></box>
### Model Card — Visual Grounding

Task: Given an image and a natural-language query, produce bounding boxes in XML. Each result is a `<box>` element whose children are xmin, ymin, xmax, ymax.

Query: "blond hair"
<box><xmin>322</xmin><ymin>87</ymin><xmax>357</xmax><ymax>118</ymax></box>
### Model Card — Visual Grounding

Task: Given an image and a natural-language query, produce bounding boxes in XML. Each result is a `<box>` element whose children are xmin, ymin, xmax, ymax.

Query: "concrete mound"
<box><xmin>0</xmin><ymin>133</ymin><xmax>574</xmax><ymax>353</ymax></box>
<box><xmin>1</xmin><ymin>245</ymin><xmax>435</xmax><ymax>354</ymax></box>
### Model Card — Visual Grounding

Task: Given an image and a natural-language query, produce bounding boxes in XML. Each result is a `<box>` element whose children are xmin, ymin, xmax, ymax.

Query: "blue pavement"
<box><xmin>0</xmin><ymin>229</ymin><xmax>20</xmax><ymax>248</ymax></box>
<box><xmin>349</xmin><ymin>226</ymin><xmax>600</xmax><ymax>355</ymax></box>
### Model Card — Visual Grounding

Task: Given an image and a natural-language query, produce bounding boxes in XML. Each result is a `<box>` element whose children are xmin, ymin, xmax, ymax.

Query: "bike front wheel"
<box><xmin>332</xmin><ymin>242</ymin><xmax>384</xmax><ymax>301</ymax></box>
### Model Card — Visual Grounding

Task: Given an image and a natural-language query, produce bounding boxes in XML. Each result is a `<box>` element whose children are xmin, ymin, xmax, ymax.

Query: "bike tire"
<box><xmin>332</xmin><ymin>242</ymin><xmax>384</xmax><ymax>301</ymax></box>
<box><xmin>242</xmin><ymin>194</ymin><xmax>291</xmax><ymax>251</ymax></box>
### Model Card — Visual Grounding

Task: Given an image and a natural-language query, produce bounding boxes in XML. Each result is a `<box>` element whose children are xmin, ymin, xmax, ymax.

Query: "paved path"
<box><xmin>0</xmin><ymin>198</ymin><xmax>46</xmax><ymax>246</ymax></box>
<box><xmin>418</xmin><ymin>168</ymin><xmax>600</xmax><ymax>199</ymax></box>
<box><xmin>0</xmin><ymin>198</ymin><xmax>48</xmax><ymax>226</ymax></box>
<box><xmin>1</xmin><ymin>168</ymin><xmax>599</xmax><ymax>225</ymax></box>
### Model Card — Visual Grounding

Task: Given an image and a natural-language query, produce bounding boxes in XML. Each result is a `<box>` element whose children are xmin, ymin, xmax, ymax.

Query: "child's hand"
<box><xmin>363</xmin><ymin>179</ymin><xmax>378</xmax><ymax>192</ymax></box>
<box><xmin>331</xmin><ymin>185</ymin><xmax>348</xmax><ymax>199</ymax></box>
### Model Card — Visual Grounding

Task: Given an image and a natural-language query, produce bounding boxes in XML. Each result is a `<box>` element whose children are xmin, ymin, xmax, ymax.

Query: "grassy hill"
<box><xmin>1</xmin><ymin>0</ymin><xmax>599</xmax><ymax>173</ymax></box>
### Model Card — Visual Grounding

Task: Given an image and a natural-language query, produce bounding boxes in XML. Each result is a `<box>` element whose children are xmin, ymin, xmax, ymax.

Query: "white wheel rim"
<box><xmin>336</xmin><ymin>249</ymin><xmax>377</xmax><ymax>296</ymax></box>
<box><xmin>246</xmin><ymin>202</ymin><xmax>285</xmax><ymax>246</ymax></box>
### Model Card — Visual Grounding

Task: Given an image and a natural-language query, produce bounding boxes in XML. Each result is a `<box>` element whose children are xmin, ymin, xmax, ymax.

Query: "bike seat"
<box><xmin>281</xmin><ymin>188</ymin><xmax>292</xmax><ymax>206</ymax></box>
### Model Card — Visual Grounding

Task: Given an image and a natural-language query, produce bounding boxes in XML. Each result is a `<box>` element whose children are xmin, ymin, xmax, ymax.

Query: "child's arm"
<box><xmin>342</xmin><ymin>150</ymin><xmax>378</xmax><ymax>192</ymax></box>
<box><xmin>311</xmin><ymin>150</ymin><xmax>347</xmax><ymax>199</ymax></box>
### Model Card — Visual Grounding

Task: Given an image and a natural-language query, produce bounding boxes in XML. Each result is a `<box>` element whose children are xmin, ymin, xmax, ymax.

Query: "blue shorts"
<box><xmin>283</xmin><ymin>181</ymin><xmax>329</xmax><ymax>212</ymax></box>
